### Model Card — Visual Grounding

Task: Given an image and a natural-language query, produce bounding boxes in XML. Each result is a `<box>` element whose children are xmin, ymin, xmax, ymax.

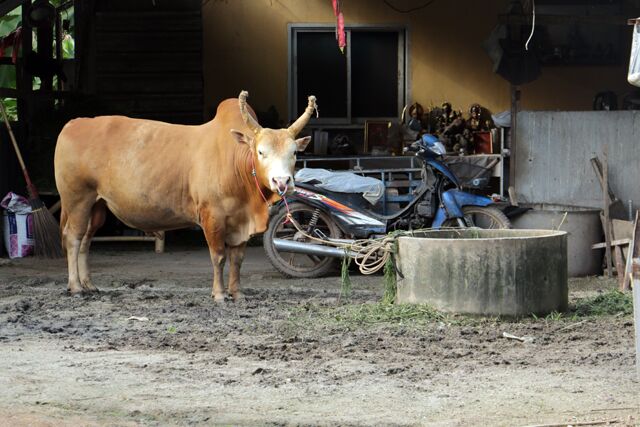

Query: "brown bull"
<box><xmin>54</xmin><ymin>91</ymin><xmax>315</xmax><ymax>301</ymax></box>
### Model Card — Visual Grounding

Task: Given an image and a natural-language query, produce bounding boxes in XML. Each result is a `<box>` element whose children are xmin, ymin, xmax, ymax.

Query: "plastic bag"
<box><xmin>295</xmin><ymin>168</ymin><xmax>385</xmax><ymax>205</ymax></box>
<box><xmin>628</xmin><ymin>19</ymin><xmax>640</xmax><ymax>87</ymax></box>
<box><xmin>1</xmin><ymin>192</ymin><xmax>34</xmax><ymax>258</ymax></box>
<box><xmin>1</xmin><ymin>192</ymin><xmax>32</xmax><ymax>214</ymax></box>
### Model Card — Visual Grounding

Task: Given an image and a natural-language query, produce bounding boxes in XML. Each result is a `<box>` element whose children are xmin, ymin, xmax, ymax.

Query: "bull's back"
<box><xmin>55</xmin><ymin>116</ymin><xmax>201</xmax><ymax>230</ymax></box>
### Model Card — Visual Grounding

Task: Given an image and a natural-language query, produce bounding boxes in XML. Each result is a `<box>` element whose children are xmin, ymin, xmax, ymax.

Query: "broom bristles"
<box><xmin>30</xmin><ymin>200</ymin><xmax>63</xmax><ymax>258</ymax></box>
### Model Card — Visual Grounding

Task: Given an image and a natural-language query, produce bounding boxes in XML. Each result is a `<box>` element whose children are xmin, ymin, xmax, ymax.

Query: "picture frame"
<box><xmin>364</xmin><ymin>120</ymin><xmax>390</xmax><ymax>154</ymax></box>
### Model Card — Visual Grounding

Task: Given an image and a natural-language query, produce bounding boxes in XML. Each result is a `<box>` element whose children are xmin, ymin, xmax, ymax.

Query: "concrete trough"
<box><xmin>396</xmin><ymin>229</ymin><xmax>568</xmax><ymax>316</ymax></box>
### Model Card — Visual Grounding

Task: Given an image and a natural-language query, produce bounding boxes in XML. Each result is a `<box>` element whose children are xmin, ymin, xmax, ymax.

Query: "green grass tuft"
<box><xmin>572</xmin><ymin>290</ymin><xmax>633</xmax><ymax>316</ymax></box>
<box><xmin>340</xmin><ymin>253</ymin><xmax>352</xmax><ymax>302</ymax></box>
<box><xmin>382</xmin><ymin>255</ymin><xmax>397</xmax><ymax>305</ymax></box>
<box><xmin>329</xmin><ymin>303</ymin><xmax>445</xmax><ymax>325</ymax></box>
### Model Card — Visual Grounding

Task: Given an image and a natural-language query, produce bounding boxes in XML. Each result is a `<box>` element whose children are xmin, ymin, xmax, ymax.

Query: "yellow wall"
<box><xmin>202</xmin><ymin>0</ymin><xmax>634</xmax><ymax>119</ymax></box>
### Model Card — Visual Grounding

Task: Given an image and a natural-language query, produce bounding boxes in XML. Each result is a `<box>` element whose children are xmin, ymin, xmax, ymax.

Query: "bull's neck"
<box><xmin>237</xmin><ymin>147</ymin><xmax>277</xmax><ymax>205</ymax></box>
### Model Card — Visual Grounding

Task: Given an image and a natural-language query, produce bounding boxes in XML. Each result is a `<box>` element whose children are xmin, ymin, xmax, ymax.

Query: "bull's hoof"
<box><xmin>212</xmin><ymin>293</ymin><xmax>226</xmax><ymax>303</ymax></box>
<box><xmin>84</xmin><ymin>287</ymin><xmax>100</xmax><ymax>294</ymax></box>
<box><xmin>230</xmin><ymin>292</ymin><xmax>245</xmax><ymax>303</ymax></box>
<box><xmin>80</xmin><ymin>280</ymin><xmax>100</xmax><ymax>293</ymax></box>
<box><xmin>68</xmin><ymin>284</ymin><xmax>100</xmax><ymax>296</ymax></box>
<box><xmin>67</xmin><ymin>287</ymin><xmax>87</xmax><ymax>297</ymax></box>
<box><xmin>67</xmin><ymin>281</ymin><xmax>83</xmax><ymax>295</ymax></box>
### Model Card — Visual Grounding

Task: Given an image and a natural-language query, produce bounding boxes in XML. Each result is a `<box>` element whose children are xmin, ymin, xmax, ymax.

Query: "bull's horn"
<box><xmin>238</xmin><ymin>90</ymin><xmax>263</xmax><ymax>135</ymax></box>
<box><xmin>288</xmin><ymin>95</ymin><xmax>318</xmax><ymax>137</ymax></box>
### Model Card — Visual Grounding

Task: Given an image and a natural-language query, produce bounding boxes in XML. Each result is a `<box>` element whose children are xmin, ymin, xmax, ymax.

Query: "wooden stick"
<box><xmin>633</xmin><ymin>257</ymin><xmax>640</xmax><ymax>376</ymax></box>
<box><xmin>47</xmin><ymin>199</ymin><xmax>61</xmax><ymax>214</ymax></box>
<box><xmin>556</xmin><ymin>319</ymin><xmax>588</xmax><ymax>332</ymax></box>
<box><xmin>592</xmin><ymin>239</ymin><xmax>630</xmax><ymax>249</ymax></box>
<box><xmin>603</xmin><ymin>147</ymin><xmax>613</xmax><ymax>278</ymax></box>
<box><xmin>622</xmin><ymin>211</ymin><xmax>639</xmax><ymax>291</ymax></box>
<box><xmin>590</xmin><ymin>157</ymin><xmax>616</xmax><ymax>204</ymax></box>
<box><xmin>0</xmin><ymin>100</ymin><xmax>27</xmax><ymax>172</ymax></box>
<box><xmin>590</xmin><ymin>406</ymin><xmax>639</xmax><ymax>412</ymax></box>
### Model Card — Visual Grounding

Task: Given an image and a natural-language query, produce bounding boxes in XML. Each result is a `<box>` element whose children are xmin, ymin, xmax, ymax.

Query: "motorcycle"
<box><xmin>263</xmin><ymin>134</ymin><xmax>511</xmax><ymax>278</ymax></box>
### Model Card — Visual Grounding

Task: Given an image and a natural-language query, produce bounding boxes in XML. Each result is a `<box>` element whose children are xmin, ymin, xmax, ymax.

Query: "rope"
<box><xmin>251</xmin><ymin>154</ymin><xmax>270</xmax><ymax>206</ymax></box>
<box><xmin>283</xmin><ymin>210</ymin><xmax>403</xmax><ymax>275</ymax></box>
<box><xmin>280</xmin><ymin>203</ymin><xmax>474</xmax><ymax>275</ymax></box>
<box><xmin>525</xmin><ymin>0</ymin><xmax>536</xmax><ymax>51</ymax></box>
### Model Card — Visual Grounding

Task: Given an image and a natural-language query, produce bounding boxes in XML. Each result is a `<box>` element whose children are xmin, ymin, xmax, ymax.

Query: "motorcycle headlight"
<box><xmin>431</xmin><ymin>141</ymin><xmax>447</xmax><ymax>156</ymax></box>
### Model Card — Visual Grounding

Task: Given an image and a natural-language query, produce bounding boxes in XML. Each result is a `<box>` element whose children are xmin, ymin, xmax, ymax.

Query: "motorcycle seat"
<box><xmin>294</xmin><ymin>182</ymin><xmax>388</xmax><ymax>220</ymax></box>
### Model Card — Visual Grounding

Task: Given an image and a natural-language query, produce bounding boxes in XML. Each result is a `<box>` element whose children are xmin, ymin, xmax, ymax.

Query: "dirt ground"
<box><xmin>0</xmin><ymin>239</ymin><xmax>638</xmax><ymax>427</ymax></box>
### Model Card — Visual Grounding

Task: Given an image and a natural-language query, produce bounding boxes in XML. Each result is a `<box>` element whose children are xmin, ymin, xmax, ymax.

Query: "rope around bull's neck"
<box><xmin>249</xmin><ymin>152</ymin><xmax>290</xmax><ymax>211</ymax></box>
<box><xmin>250</xmin><ymin>153</ymin><xmax>271</xmax><ymax>206</ymax></box>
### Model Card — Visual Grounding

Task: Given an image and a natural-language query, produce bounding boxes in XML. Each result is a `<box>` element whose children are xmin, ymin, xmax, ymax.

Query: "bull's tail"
<box><xmin>59</xmin><ymin>207</ymin><xmax>67</xmax><ymax>255</ymax></box>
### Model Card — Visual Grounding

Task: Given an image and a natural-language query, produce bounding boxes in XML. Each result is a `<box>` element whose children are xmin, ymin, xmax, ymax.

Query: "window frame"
<box><xmin>288</xmin><ymin>23</ymin><xmax>409</xmax><ymax>126</ymax></box>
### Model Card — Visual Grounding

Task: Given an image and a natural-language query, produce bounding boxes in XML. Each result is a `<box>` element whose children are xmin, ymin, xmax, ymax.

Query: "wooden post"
<box><xmin>615</xmin><ymin>245</ymin><xmax>625</xmax><ymax>288</ymax></box>
<box><xmin>508</xmin><ymin>85</ymin><xmax>520</xmax><ymax>191</ymax></box>
<box><xmin>17</xmin><ymin>0</ymin><xmax>32</xmax><ymax>123</ymax></box>
<box><xmin>632</xmin><ymin>258</ymin><xmax>640</xmax><ymax>376</ymax></box>
<box><xmin>155</xmin><ymin>231</ymin><xmax>165</xmax><ymax>254</ymax></box>
<box><xmin>603</xmin><ymin>146</ymin><xmax>613</xmax><ymax>278</ymax></box>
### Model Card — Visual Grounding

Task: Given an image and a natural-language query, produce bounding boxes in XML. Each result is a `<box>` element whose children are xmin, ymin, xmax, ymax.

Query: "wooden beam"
<box><xmin>91</xmin><ymin>233</ymin><xmax>165</xmax><ymax>254</ymax></box>
<box><xmin>0</xmin><ymin>0</ymin><xmax>25</xmax><ymax>19</ymax></box>
<box><xmin>92</xmin><ymin>236</ymin><xmax>156</xmax><ymax>242</ymax></box>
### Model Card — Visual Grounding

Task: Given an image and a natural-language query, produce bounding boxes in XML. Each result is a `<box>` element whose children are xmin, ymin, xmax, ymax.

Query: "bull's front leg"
<box><xmin>227</xmin><ymin>242</ymin><xmax>247</xmax><ymax>302</ymax></box>
<box><xmin>200</xmin><ymin>209</ymin><xmax>227</xmax><ymax>302</ymax></box>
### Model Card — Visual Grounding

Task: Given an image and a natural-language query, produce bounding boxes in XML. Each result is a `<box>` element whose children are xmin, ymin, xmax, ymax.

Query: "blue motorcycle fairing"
<box><xmin>432</xmin><ymin>189</ymin><xmax>493</xmax><ymax>228</ymax></box>
<box><xmin>426</xmin><ymin>159</ymin><xmax>460</xmax><ymax>187</ymax></box>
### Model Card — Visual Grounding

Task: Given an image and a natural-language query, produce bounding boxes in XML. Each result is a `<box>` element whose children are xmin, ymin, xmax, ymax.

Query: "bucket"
<box><xmin>511</xmin><ymin>204</ymin><xmax>602</xmax><ymax>277</ymax></box>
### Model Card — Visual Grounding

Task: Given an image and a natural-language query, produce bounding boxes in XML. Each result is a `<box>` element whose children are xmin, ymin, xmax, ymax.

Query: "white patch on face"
<box><xmin>257</xmin><ymin>140</ymin><xmax>297</xmax><ymax>194</ymax></box>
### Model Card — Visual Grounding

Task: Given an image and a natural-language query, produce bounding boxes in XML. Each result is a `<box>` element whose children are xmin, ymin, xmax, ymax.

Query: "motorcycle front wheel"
<box><xmin>441</xmin><ymin>206</ymin><xmax>511</xmax><ymax>229</ymax></box>
<box><xmin>264</xmin><ymin>202</ymin><xmax>343</xmax><ymax>278</ymax></box>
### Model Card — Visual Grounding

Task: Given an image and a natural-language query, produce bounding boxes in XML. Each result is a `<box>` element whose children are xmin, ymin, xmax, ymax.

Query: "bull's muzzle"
<box><xmin>271</xmin><ymin>176</ymin><xmax>293</xmax><ymax>195</ymax></box>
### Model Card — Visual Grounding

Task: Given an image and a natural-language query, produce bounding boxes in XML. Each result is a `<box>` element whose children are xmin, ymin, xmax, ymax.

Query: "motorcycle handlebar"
<box><xmin>403</xmin><ymin>141</ymin><xmax>422</xmax><ymax>153</ymax></box>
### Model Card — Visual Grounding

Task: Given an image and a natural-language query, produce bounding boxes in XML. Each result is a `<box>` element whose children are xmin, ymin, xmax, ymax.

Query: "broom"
<box><xmin>0</xmin><ymin>100</ymin><xmax>62</xmax><ymax>258</ymax></box>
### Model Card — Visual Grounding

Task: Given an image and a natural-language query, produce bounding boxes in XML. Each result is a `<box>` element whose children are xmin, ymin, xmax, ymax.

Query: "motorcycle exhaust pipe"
<box><xmin>272</xmin><ymin>238</ymin><xmax>356</xmax><ymax>259</ymax></box>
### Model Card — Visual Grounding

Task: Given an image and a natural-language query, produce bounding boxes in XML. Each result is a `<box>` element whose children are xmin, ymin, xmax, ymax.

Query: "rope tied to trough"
<box><xmin>284</xmin><ymin>211</ymin><xmax>397</xmax><ymax>275</ymax></box>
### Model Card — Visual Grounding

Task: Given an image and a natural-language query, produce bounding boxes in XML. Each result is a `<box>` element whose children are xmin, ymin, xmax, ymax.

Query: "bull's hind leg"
<box><xmin>227</xmin><ymin>242</ymin><xmax>247</xmax><ymax>302</ymax></box>
<box><xmin>62</xmin><ymin>196</ymin><xmax>95</xmax><ymax>295</ymax></box>
<box><xmin>200</xmin><ymin>208</ymin><xmax>227</xmax><ymax>302</ymax></box>
<box><xmin>78</xmin><ymin>200</ymin><xmax>107</xmax><ymax>292</ymax></box>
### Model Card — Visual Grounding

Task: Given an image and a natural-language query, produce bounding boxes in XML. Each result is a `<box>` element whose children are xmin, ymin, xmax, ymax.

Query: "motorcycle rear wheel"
<box><xmin>441</xmin><ymin>206</ymin><xmax>511</xmax><ymax>229</ymax></box>
<box><xmin>264</xmin><ymin>203</ymin><xmax>343</xmax><ymax>278</ymax></box>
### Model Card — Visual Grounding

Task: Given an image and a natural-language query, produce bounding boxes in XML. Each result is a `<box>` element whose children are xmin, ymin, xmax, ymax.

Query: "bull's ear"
<box><xmin>230</xmin><ymin>129</ymin><xmax>254</xmax><ymax>147</ymax></box>
<box><xmin>295</xmin><ymin>136</ymin><xmax>311</xmax><ymax>152</ymax></box>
